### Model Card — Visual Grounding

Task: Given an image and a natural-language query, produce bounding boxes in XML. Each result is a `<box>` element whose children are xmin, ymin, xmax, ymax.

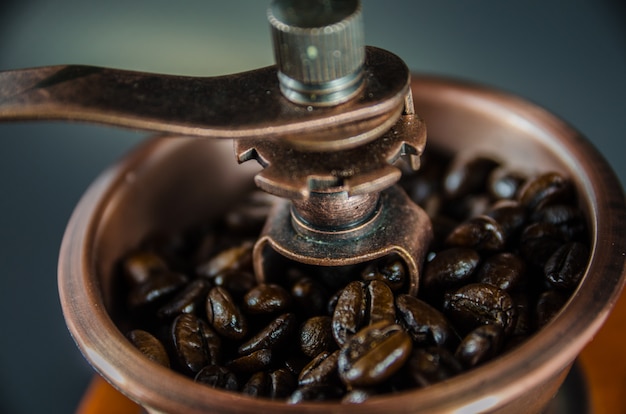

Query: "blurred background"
<box><xmin>0</xmin><ymin>1</ymin><xmax>624</xmax><ymax>412</ymax></box>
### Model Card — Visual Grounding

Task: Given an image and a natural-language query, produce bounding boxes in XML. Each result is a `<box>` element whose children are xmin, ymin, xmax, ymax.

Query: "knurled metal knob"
<box><xmin>268</xmin><ymin>0</ymin><xmax>365</xmax><ymax>106</ymax></box>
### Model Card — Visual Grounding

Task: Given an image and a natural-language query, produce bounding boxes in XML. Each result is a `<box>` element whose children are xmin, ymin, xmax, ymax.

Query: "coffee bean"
<box><xmin>196</xmin><ymin>242</ymin><xmax>253</xmax><ymax>278</ymax></box>
<box><xmin>287</xmin><ymin>384</ymin><xmax>345</xmax><ymax>403</ymax></box>
<box><xmin>488</xmin><ymin>167</ymin><xmax>526</xmax><ymax>200</ymax></box>
<box><xmin>337</xmin><ymin>321</ymin><xmax>412</xmax><ymax>387</ymax></box>
<box><xmin>367</xmin><ymin>280</ymin><xmax>396</xmax><ymax>325</ymax></box>
<box><xmin>227</xmin><ymin>349</ymin><xmax>272</xmax><ymax>373</ymax></box>
<box><xmin>520</xmin><ymin>222</ymin><xmax>565</xmax><ymax>268</ymax></box>
<box><xmin>122</xmin><ymin>251</ymin><xmax>169</xmax><ymax>286</ymax></box>
<box><xmin>444</xmin><ymin>283</ymin><xmax>516</xmax><ymax>335</ymax></box>
<box><xmin>332</xmin><ymin>281</ymin><xmax>366</xmax><ymax>346</ymax></box>
<box><xmin>422</xmin><ymin>248</ymin><xmax>480</xmax><ymax>291</ymax></box>
<box><xmin>242</xmin><ymin>371</ymin><xmax>269</xmax><ymax>397</ymax></box>
<box><xmin>518</xmin><ymin>172</ymin><xmax>573</xmax><ymax>210</ymax></box>
<box><xmin>443</xmin><ymin>155</ymin><xmax>500</xmax><ymax>199</ymax></box>
<box><xmin>206</xmin><ymin>287</ymin><xmax>247</xmax><ymax>340</ymax></box>
<box><xmin>406</xmin><ymin>346</ymin><xmax>463</xmax><ymax>387</ymax></box>
<box><xmin>172</xmin><ymin>313</ymin><xmax>220</xmax><ymax>373</ymax></box>
<box><xmin>243</xmin><ymin>284</ymin><xmax>291</xmax><ymax>315</ymax></box>
<box><xmin>486</xmin><ymin>200</ymin><xmax>527</xmax><ymax>241</ymax></box>
<box><xmin>535</xmin><ymin>290</ymin><xmax>569</xmax><ymax>328</ymax></box>
<box><xmin>158</xmin><ymin>278</ymin><xmax>211</xmax><ymax>318</ymax></box>
<box><xmin>213</xmin><ymin>270</ymin><xmax>256</xmax><ymax>298</ymax></box>
<box><xmin>127</xmin><ymin>329</ymin><xmax>170</xmax><ymax>368</ymax></box>
<box><xmin>455</xmin><ymin>324</ymin><xmax>503</xmax><ymax>368</ymax></box>
<box><xmin>475</xmin><ymin>252</ymin><xmax>525</xmax><ymax>292</ymax></box>
<box><xmin>544</xmin><ymin>242</ymin><xmax>588</xmax><ymax>290</ymax></box>
<box><xmin>194</xmin><ymin>365</ymin><xmax>239</xmax><ymax>391</ymax></box>
<box><xmin>298</xmin><ymin>350</ymin><xmax>340</xmax><ymax>387</ymax></box>
<box><xmin>396</xmin><ymin>294</ymin><xmax>457</xmax><ymax>348</ymax></box>
<box><xmin>128</xmin><ymin>271</ymin><xmax>188</xmax><ymax>309</ymax></box>
<box><xmin>238</xmin><ymin>313</ymin><xmax>296</xmax><ymax>355</ymax></box>
<box><xmin>445</xmin><ymin>215</ymin><xmax>506</xmax><ymax>251</ymax></box>
<box><xmin>299</xmin><ymin>316</ymin><xmax>334</xmax><ymax>358</ymax></box>
<box><xmin>291</xmin><ymin>277</ymin><xmax>329</xmax><ymax>318</ymax></box>
<box><xmin>269</xmin><ymin>368</ymin><xmax>297</xmax><ymax>399</ymax></box>
<box><xmin>361</xmin><ymin>255</ymin><xmax>407</xmax><ymax>292</ymax></box>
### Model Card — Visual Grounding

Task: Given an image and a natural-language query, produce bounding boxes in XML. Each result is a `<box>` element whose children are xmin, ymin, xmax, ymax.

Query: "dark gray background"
<box><xmin>0</xmin><ymin>1</ymin><xmax>624</xmax><ymax>413</ymax></box>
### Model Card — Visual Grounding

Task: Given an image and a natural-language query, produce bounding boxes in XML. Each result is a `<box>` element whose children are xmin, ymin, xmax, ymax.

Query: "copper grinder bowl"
<box><xmin>59</xmin><ymin>75</ymin><xmax>626</xmax><ymax>414</ymax></box>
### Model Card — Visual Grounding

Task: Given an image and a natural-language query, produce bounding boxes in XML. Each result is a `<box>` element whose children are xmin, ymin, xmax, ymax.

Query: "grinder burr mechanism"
<box><xmin>0</xmin><ymin>0</ymin><xmax>432</xmax><ymax>295</ymax></box>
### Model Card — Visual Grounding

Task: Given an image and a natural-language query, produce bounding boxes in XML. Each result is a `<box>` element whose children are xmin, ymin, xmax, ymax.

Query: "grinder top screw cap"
<box><xmin>268</xmin><ymin>0</ymin><xmax>365</xmax><ymax>106</ymax></box>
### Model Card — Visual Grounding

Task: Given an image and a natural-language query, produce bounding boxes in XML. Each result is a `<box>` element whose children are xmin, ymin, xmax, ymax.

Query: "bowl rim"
<box><xmin>59</xmin><ymin>74</ymin><xmax>626</xmax><ymax>413</ymax></box>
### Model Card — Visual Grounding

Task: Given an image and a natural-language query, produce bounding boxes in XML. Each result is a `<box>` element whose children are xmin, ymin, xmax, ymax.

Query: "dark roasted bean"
<box><xmin>213</xmin><ymin>270</ymin><xmax>256</xmax><ymax>298</ymax></box>
<box><xmin>238</xmin><ymin>313</ymin><xmax>296</xmax><ymax>355</ymax></box>
<box><xmin>127</xmin><ymin>329</ymin><xmax>170</xmax><ymax>368</ymax></box>
<box><xmin>535</xmin><ymin>290</ymin><xmax>569</xmax><ymax>328</ymax></box>
<box><xmin>287</xmin><ymin>385</ymin><xmax>345</xmax><ymax>403</ymax></box>
<box><xmin>510</xmin><ymin>291</ymin><xmax>532</xmax><ymax>337</ymax></box>
<box><xmin>530</xmin><ymin>204</ymin><xmax>586</xmax><ymax>241</ymax></box>
<box><xmin>284</xmin><ymin>354</ymin><xmax>310</xmax><ymax>378</ymax></box>
<box><xmin>242</xmin><ymin>371</ymin><xmax>269</xmax><ymax>397</ymax></box>
<box><xmin>544</xmin><ymin>242</ymin><xmax>588</xmax><ymax>290</ymax></box>
<box><xmin>332</xmin><ymin>281</ymin><xmax>366</xmax><ymax>346</ymax></box>
<box><xmin>172</xmin><ymin>313</ymin><xmax>220</xmax><ymax>373</ymax></box>
<box><xmin>443</xmin><ymin>155</ymin><xmax>500</xmax><ymax>199</ymax></box>
<box><xmin>367</xmin><ymin>280</ymin><xmax>396</xmax><ymax>325</ymax></box>
<box><xmin>196</xmin><ymin>242</ymin><xmax>253</xmax><ymax>278</ymax></box>
<box><xmin>361</xmin><ymin>255</ymin><xmax>407</xmax><ymax>292</ymax></box>
<box><xmin>520</xmin><ymin>222</ymin><xmax>565</xmax><ymax>267</ymax></box>
<box><xmin>396</xmin><ymin>294</ymin><xmax>457</xmax><ymax>348</ymax></box>
<box><xmin>122</xmin><ymin>251</ymin><xmax>169</xmax><ymax>286</ymax></box>
<box><xmin>227</xmin><ymin>349</ymin><xmax>272</xmax><ymax>373</ymax></box>
<box><xmin>475</xmin><ymin>252</ymin><xmax>525</xmax><ymax>292</ymax></box>
<box><xmin>269</xmin><ymin>368</ymin><xmax>297</xmax><ymax>399</ymax></box>
<box><xmin>445</xmin><ymin>215</ymin><xmax>506</xmax><ymax>251</ymax></box>
<box><xmin>422</xmin><ymin>248</ymin><xmax>480</xmax><ymax>291</ymax></box>
<box><xmin>488</xmin><ymin>167</ymin><xmax>526</xmax><ymax>200</ymax></box>
<box><xmin>517</xmin><ymin>172</ymin><xmax>573</xmax><ymax>210</ymax></box>
<box><xmin>444</xmin><ymin>283</ymin><xmax>516</xmax><ymax>335</ymax></box>
<box><xmin>206</xmin><ymin>287</ymin><xmax>247</xmax><ymax>340</ymax></box>
<box><xmin>341</xmin><ymin>388</ymin><xmax>376</xmax><ymax>404</ymax></box>
<box><xmin>243</xmin><ymin>284</ymin><xmax>291</xmax><ymax>314</ymax></box>
<box><xmin>291</xmin><ymin>277</ymin><xmax>329</xmax><ymax>318</ymax></box>
<box><xmin>158</xmin><ymin>278</ymin><xmax>211</xmax><ymax>318</ymax></box>
<box><xmin>299</xmin><ymin>316</ymin><xmax>334</xmax><ymax>358</ymax></box>
<box><xmin>455</xmin><ymin>324</ymin><xmax>503</xmax><ymax>368</ymax></box>
<box><xmin>337</xmin><ymin>322</ymin><xmax>411</xmax><ymax>387</ymax></box>
<box><xmin>406</xmin><ymin>346</ymin><xmax>463</xmax><ymax>387</ymax></box>
<box><xmin>298</xmin><ymin>350</ymin><xmax>340</xmax><ymax>387</ymax></box>
<box><xmin>486</xmin><ymin>200</ymin><xmax>527</xmax><ymax>240</ymax></box>
<box><xmin>194</xmin><ymin>365</ymin><xmax>239</xmax><ymax>391</ymax></box>
<box><xmin>128</xmin><ymin>271</ymin><xmax>188</xmax><ymax>309</ymax></box>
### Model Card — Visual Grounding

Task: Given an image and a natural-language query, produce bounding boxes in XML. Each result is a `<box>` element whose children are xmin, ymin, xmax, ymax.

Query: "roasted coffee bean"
<box><xmin>444</xmin><ymin>283</ymin><xmax>516</xmax><ymax>335</ymax></box>
<box><xmin>158</xmin><ymin>278</ymin><xmax>211</xmax><ymax>318</ymax></box>
<box><xmin>422</xmin><ymin>248</ymin><xmax>480</xmax><ymax>291</ymax></box>
<box><xmin>196</xmin><ymin>242</ymin><xmax>253</xmax><ymax>278</ymax></box>
<box><xmin>406</xmin><ymin>346</ymin><xmax>463</xmax><ymax>387</ymax></box>
<box><xmin>127</xmin><ymin>329</ymin><xmax>170</xmax><ymax>368</ymax></box>
<box><xmin>227</xmin><ymin>349</ymin><xmax>272</xmax><ymax>373</ymax></box>
<box><xmin>367</xmin><ymin>280</ymin><xmax>396</xmax><ymax>325</ymax></box>
<box><xmin>361</xmin><ymin>255</ymin><xmax>407</xmax><ymax>292</ymax></box>
<box><xmin>510</xmin><ymin>291</ymin><xmax>531</xmax><ymax>337</ymax></box>
<box><xmin>544</xmin><ymin>242</ymin><xmax>588</xmax><ymax>290</ymax></box>
<box><xmin>443</xmin><ymin>155</ymin><xmax>500</xmax><ymax>199</ymax></box>
<box><xmin>530</xmin><ymin>204</ymin><xmax>586</xmax><ymax>240</ymax></box>
<box><xmin>299</xmin><ymin>316</ymin><xmax>334</xmax><ymax>358</ymax></box>
<box><xmin>122</xmin><ymin>251</ymin><xmax>169</xmax><ymax>286</ymax></box>
<box><xmin>337</xmin><ymin>322</ymin><xmax>412</xmax><ymax>387</ymax></box>
<box><xmin>206</xmin><ymin>287</ymin><xmax>247</xmax><ymax>340</ymax></box>
<box><xmin>441</xmin><ymin>194</ymin><xmax>491</xmax><ymax>221</ymax></box>
<box><xmin>242</xmin><ymin>371</ymin><xmax>269</xmax><ymax>397</ymax></box>
<box><xmin>269</xmin><ymin>368</ymin><xmax>297</xmax><ymax>399</ymax></box>
<box><xmin>243</xmin><ymin>284</ymin><xmax>291</xmax><ymax>315</ymax></box>
<box><xmin>172</xmin><ymin>313</ymin><xmax>220</xmax><ymax>373</ymax></box>
<box><xmin>445</xmin><ymin>215</ymin><xmax>506</xmax><ymax>251</ymax></box>
<box><xmin>535</xmin><ymin>290</ymin><xmax>569</xmax><ymax>328</ymax></box>
<box><xmin>488</xmin><ymin>167</ymin><xmax>526</xmax><ymax>200</ymax></box>
<box><xmin>128</xmin><ymin>271</ymin><xmax>188</xmax><ymax>309</ymax></box>
<box><xmin>341</xmin><ymin>388</ymin><xmax>376</xmax><ymax>404</ymax></box>
<box><xmin>455</xmin><ymin>324</ymin><xmax>503</xmax><ymax>368</ymax></box>
<box><xmin>194</xmin><ymin>365</ymin><xmax>239</xmax><ymax>391</ymax></box>
<box><xmin>291</xmin><ymin>276</ymin><xmax>329</xmax><ymax>317</ymax></box>
<box><xmin>332</xmin><ymin>281</ymin><xmax>366</xmax><ymax>346</ymax></box>
<box><xmin>287</xmin><ymin>384</ymin><xmax>345</xmax><ymax>403</ymax></box>
<box><xmin>517</xmin><ymin>172</ymin><xmax>573</xmax><ymax>210</ymax></box>
<box><xmin>238</xmin><ymin>313</ymin><xmax>296</xmax><ymax>355</ymax></box>
<box><xmin>298</xmin><ymin>350</ymin><xmax>340</xmax><ymax>387</ymax></box>
<box><xmin>486</xmin><ymin>200</ymin><xmax>527</xmax><ymax>240</ymax></box>
<box><xmin>396</xmin><ymin>294</ymin><xmax>457</xmax><ymax>348</ymax></box>
<box><xmin>520</xmin><ymin>222</ymin><xmax>565</xmax><ymax>267</ymax></box>
<box><xmin>475</xmin><ymin>252</ymin><xmax>525</xmax><ymax>292</ymax></box>
<box><xmin>283</xmin><ymin>354</ymin><xmax>310</xmax><ymax>378</ymax></box>
<box><xmin>213</xmin><ymin>270</ymin><xmax>256</xmax><ymax>298</ymax></box>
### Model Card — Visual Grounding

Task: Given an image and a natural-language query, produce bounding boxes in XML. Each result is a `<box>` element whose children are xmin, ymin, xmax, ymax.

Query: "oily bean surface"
<box><xmin>117</xmin><ymin>150</ymin><xmax>589</xmax><ymax>403</ymax></box>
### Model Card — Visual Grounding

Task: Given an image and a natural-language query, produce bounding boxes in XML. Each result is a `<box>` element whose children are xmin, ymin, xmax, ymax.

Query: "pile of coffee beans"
<box><xmin>115</xmin><ymin>148</ymin><xmax>589</xmax><ymax>403</ymax></box>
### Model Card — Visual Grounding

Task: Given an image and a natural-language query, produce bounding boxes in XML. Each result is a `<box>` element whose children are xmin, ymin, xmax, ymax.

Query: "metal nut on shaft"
<box><xmin>268</xmin><ymin>0</ymin><xmax>365</xmax><ymax>106</ymax></box>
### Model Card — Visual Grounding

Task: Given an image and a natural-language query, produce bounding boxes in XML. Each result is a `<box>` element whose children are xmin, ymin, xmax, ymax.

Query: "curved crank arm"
<box><xmin>0</xmin><ymin>46</ymin><xmax>409</xmax><ymax>151</ymax></box>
